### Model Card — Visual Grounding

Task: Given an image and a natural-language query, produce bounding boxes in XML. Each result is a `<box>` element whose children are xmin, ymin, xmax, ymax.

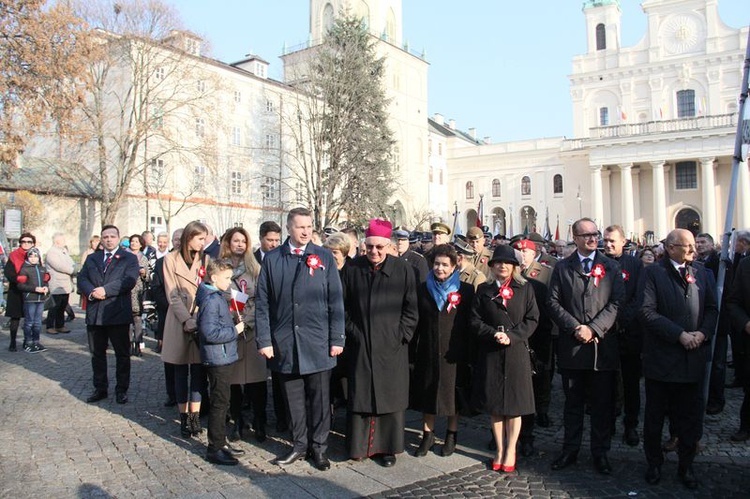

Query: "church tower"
<box><xmin>582</xmin><ymin>0</ymin><xmax>622</xmax><ymax>54</ymax></box>
<box><xmin>284</xmin><ymin>0</ymin><xmax>431</xmax><ymax>226</ymax></box>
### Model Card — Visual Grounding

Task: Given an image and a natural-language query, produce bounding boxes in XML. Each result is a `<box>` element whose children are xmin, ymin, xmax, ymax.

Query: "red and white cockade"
<box><xmin>498</xmin><ymin>285</ymin><xmax>514</xmax><ymax>307</ymax></box>
<box><xmin>447</xmin><ymin>291</ymin><xmax>461</xmax><ymax>313</ymax></box>
<box><xmin>621</xmin><ymin>269</ymin><xmax>630</xmax><ymax>282</ymax></box>
<box><xmin>306</xmin><ymin>254</ymin><xmax>325</xmax><ymax>276</ymax></box>
<box><xmin>591</xmin><ymin>264</ymin><xmax>606</xmax><ymax>287</ymax></box>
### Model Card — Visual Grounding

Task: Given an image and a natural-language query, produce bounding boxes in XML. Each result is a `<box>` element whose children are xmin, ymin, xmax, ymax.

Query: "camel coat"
<box><xmin>229</xmin><ymin>265</ymin><xmax>267</xmax><ymax>385</ymax></box>
<box><xmin>161</xmin><ymin>251</ymin><xmax>204</xmax><ymax>365</ymax></box>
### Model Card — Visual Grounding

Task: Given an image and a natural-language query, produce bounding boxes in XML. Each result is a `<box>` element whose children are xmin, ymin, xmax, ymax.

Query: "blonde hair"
<box><xmin>219</xmin><ymin>227</ymin><xmax>261</xmax><ymax>278</ymax></box>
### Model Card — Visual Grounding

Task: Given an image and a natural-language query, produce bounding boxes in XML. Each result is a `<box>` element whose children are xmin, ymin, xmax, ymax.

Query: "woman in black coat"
<box><xmin>3</xmin><ymin>232</ymin><xmax>36</xmax><ymax>351</ymax></box>
<box><xmin>412</xmin><ymin>244</ymin><xmax>474</xmax><ymax>457</ymax></box>
<box><xmin>471</xmin><ymin>245</ymin><xmax>538</xmax><ymax>473</ymax></box>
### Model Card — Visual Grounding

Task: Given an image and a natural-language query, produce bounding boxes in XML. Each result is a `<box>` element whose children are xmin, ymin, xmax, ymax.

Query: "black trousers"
<box><xmin>90</xmin><ymin>324</ymin><xmax>130</xmax><ymax>394</ymax></box>
<box><xmin>644</xmin><ymin>378</ymin><xmax>703</xmax><ymax>468</ymax></box>
<box><xmin>164</xmin><ymin>362</ymin><xmax>176</xmax><ymax>402</ymax></box>
<box><xmin>708</xmin><ymin>330</ymin><xmax>728</xmax><ymax>407</ymax></box>
<box><xmin>46</xmin><ymin>293</ymin><xmax>69</xmax><ymax>329</ymax></box>
<box><xmin>206</xmin><ymin>364</ymin><xmax>233</xmax><ymax>452</ymax></box>
<box><xmin>620</xmin><ymin>353</ymin><xmax>642</xmax><ymax>429</ymax></box>
<box><xmin>280</xmin><ymin>370</ymin><xmax>331</xmax><ymax>453</ymax></box>
<box><xmin>230</xmin><ymin>381</ymin><xmax>267</xmax><ymax>426</ymax></box>
<box><xmin>560</xmin><ymin>369</ymin><xmax>615</xmax><ymax>457</ymax></box>
<box><xmin>731</xmin><ymin>328</ymin><xmax>747</xmax><ymax>382</ymax></box>
<box><xmin>520</xmin><ymin>368</ymin><xmax>551</xmax><ymax>443</ymax></box>
<box><xmin>272</xmin><ymin>371</ymin><xmax>288</xmax><ymax>427</ymax></box>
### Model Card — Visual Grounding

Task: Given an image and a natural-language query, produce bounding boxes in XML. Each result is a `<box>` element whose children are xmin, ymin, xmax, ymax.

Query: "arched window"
<box><xmin>466</xmin><ymin>181</ymin><xmax>474</xmax><ymax>200</ymax></box>
<box><xmin>677</xmin><ymin>89</ymin><xmax>696</xmax><ymax>118</ymax></box>
<box><xmin>492</xmin><ymin>179</ymin><xmax>501</xmax><ymax>197</ymax></box>
<box><xmin>521</xmin><ymin>176</ymin><xmax>531</xmax><ymax>196</ymax></box>
<box><xmin>553</xmin><ymin>174</ymin><xmax>564</xmax><ymax>194</ymax></box>
<box><xmin>596</xmin><ymin>24</ymin><xmax>606</xmax><ymax>50</ymax></box>
<box><xmin>323</xmin><ymin>3</ymin><xmax>334</xmax><ymax>33</ymax></box>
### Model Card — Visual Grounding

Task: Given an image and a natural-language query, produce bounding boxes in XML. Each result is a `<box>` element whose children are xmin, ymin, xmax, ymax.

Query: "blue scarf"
<box><xmin>426</xmin><ymin>269</ymin><xmax>461</xmax><ymax>311</ymax></box>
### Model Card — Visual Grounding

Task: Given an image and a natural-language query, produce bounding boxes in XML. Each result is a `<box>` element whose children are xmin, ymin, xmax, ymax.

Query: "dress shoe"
<box><xmin>678</xmin><ymin>466</ymin><xmax>699</xmax><ymax>489</ymax></box>
<box><xmin>414</xmin><ymin>431</ymin><xmax>435</xmax><ymax>457</ymax></box>
<box><xmin>254</xmin><ymin>422</ymin><xmax>267</xmax><ymax>443</ymax></box>
<box><xmin>276</xmin><ymin>450</ymin><xmax>306</xmax><ymax>465</ymax></box>
<box><xmin>46</xmin><ymin>328</ymin><xmax>59</xmax><ymax>335</ymax></box>
<box><xmin>115</xmin><ymin>392</ymin><xmax>128</xmax><ymax>404</ymax></box>
<box><xmin>56</xmin><ymin>328</ymin><xmax>71</xmax><ymax>334</ymax></box>
<box><xmin>311</xmin><ymin>451</ymin><xmax>331</xmax><ymax>471</ymax></box>
<box><xmin>705</xmin><ymin>402</ymin><xmax>724</xmax><ymax>415</ymax></box>
<box><xmin>662</xmin><ymin>436</ymin><xmax>678</xmax><ymax>453</ymax></box>
<box><xmin>220</xmin><ymin>444</ymin><xmax>245</xmax><ymax>457</ymax></box>
<box><xmin>593</xmin><ymin>455</ymin><xmax>612</xmax><ymax>475</ymax></box>
<box><xmin>86</xmin><ymin>391</ymin><xmax>108</xmax><ymax>403</ymax></box>
<box><xmin>163</xmin><ymin>398</ymin><xmax>177</xmax><ymax>408</ymax></box>
<box><xmin>520</xmin><ymin>440</ymin><xmax>535</xmax><ymax>457</ymax></box>
<box><xmin>536</xmin><ymin>413</ymin><xmax>550</xmax><ymax>428</ymax></box>
<box><xmin>730</xmin><ymin>428</ymin><xmax>750</xmax><ymax>442</ymax></box>
<box><xmin>623</xmin><ymin>427</ymin><xmax>639</xmax><ymax>447</ymax></box>
<box><xmin>551</xmin><ymin>451</ymin><xmax>578</xmax><ymax>470</ymax></box>
<box><xmin>380</xmin><ymin>454</ymin><xmax>396</xmax><ymax>467</ymax></box>
<box><xmin>206</xmin><ymin>448</ymin><xmax>239</xmax><ymax>466</ymax></box>
<box><xmin>645</xmin><ymin>464</ymin><xmax>661</xmax><ymax>485</ymax></box>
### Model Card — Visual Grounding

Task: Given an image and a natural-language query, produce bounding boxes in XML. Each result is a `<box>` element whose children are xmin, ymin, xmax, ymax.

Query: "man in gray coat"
<box><xmin>548</xmin><ymin>218</ymin><xmax>624</xmax><ymax>475</ymax></box>
<box><xmin>256</xmin><ymin>207</ymin><xmax>345</xmax><ymax>471</ymax></box>
<box><xmin>45</xmin><ymin>233</ymin><xmax>76</xmax><ymax>334</ymax></box>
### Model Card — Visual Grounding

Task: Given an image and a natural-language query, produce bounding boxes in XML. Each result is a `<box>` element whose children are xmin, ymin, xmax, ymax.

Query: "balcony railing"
<box><xmin>589</xmin><ymin>113</ymin><xmax>736</xmax><ymax>139</ymax></box>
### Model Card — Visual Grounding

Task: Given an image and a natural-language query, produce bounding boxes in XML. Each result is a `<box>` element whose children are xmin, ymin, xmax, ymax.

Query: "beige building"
<box><xmin>446</xmin><ymin>0</ymin><xmax>749</xmax><ymax>242</ymax></box>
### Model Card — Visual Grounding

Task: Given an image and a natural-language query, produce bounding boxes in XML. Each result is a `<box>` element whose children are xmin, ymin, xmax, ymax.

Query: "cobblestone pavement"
<box><xmin>1</xmin><ymin>311</ymin><xmax>748</xmax><ymax>498</ymax></box>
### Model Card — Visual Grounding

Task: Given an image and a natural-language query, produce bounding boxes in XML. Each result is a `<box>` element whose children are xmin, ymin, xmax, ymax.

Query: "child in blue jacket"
<box><xmin>196</xmin><ymin>259</ymin><xmax>243</xmax><ymax>465</ymax></box>
<box><xmin>16</xmin><ymin>248</ymin><xmax>49</xmax><ymax>352</ymax></box>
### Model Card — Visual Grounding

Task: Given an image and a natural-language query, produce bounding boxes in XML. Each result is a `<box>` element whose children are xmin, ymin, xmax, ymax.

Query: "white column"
<box><xmin>700</xmin><ymin>157</ymin><xmax>717</xmax><ymax>238</ymax></box>
<box><xmin>619</xmin><ymin>163</ymin><xmax>635</xmax><ymax>238</ymax></box>
<box><xmin>651</xmin><ymin>161</ymin><xmax>668</xmax><ymax>239</ymax></box>
<box><xmin>591</xmin><ymin>165</ymin><xmax>604</xmax><ymax>227</ymax></box>
<box><xmin>739</xmin><ymin>160</ymin><xmax>750</xmax><ymax>228</ymax></box>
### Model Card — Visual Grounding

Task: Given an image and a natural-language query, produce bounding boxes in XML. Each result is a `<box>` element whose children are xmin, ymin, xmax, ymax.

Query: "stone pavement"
<box><xmin>1</xmin><ymin>312</ymin><xmax>749</xmax><ymax>498</ymax></box>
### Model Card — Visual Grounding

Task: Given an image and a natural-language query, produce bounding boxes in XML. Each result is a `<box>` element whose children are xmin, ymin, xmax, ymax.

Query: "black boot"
<box><xmin>229</xmin><ymin>417</ymin><xmax>243</xmax><ymax>442</ymax></box>
<box><xmin>415</xmin><ymin>431</ymin><xmax>435</xmax><ymax>457</ymax></box>
<box><xmin>253</xmin><ymin>417</ymin><xmax>267</xmax><ymax>443</ymax></box>
<box><xmin>442</xmin><ymin>431</ymin><xmax>457</xmax><ymax>457</ymax></box>
<box><xmin>180</xmin><ymin>413</ymin><xmax>191</xmax><ymax>438</ymax></box>
<box><xmin>8</xmin><ymin>323</ymin><xmax>18</xmax><ymax>352</ymax></box>
<box><xmin>189</xmin><ymin>412</ymin><xmax>203</xmax><ymax>435</ymax></box>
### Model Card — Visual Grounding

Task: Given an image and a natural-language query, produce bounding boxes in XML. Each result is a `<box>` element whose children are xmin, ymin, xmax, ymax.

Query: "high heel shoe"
<box><xmin>414</xmin><ymin>431</ymin><xmax>435</xmax><ymax>457</ymax></box>
<box><xmin>501</xmin><ymin>457</ymin><xmax>516</xmax><ymax>473</ymax></box>
<box><xmin>491</xmin><ymin>460</ymin><xmax>502</xmax><ymax>471</ymax></box>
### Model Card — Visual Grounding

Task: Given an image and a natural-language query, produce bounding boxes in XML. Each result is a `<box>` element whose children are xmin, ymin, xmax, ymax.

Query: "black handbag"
<box><xmin>525</xmin><ymin>342</ymin><xmax>538</xmax><ymax>377</ymax></box>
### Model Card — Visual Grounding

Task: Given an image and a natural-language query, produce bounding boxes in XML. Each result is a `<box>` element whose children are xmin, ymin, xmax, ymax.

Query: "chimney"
<box><xmin>448</xmin><ymin>119</ymin><xmax>456</xmax><ymax>130</ymax></box>
<box><xmin>433</xmin><ymin>113</ymin><xmax>444</xmax><ymax>125</ymax></box>
<box><xmin>468</xmin><ymin>128</ymin><xmax>476</xmax><ymax>140</ymax></box>
<box><xmin>483</xmin><ymin>136</ymin><xmax>492</xmax><ymax>144</ymax></box>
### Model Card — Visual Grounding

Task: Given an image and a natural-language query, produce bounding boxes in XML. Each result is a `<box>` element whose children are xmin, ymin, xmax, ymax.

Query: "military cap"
<box><xmin>453</xmin><ymin>239</ymin><xmax>476</xmax><ymax>256</ymax></box>
<box><xmin>431</xmin><ymin>222</ymin><xmax>451</xmax><ymax>236</ymax></box>
<box><xmin>466</xmin><ymin>226</ymin><xmax>485</xmax><ymax>240</ymax></box>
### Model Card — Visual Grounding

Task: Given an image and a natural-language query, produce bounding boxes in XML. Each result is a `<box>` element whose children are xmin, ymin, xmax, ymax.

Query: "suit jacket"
<box><xmin>255</xmin><ymin>241</ymin><xmax>345</xmax><ymax>375</ymax></box>
<box><xmin>204</xmin><ymin>239</ymin><xmax>220</xmax><ymax>260</ymax></box>
<box><xmin>253</xmin><ymin>248</ymin><xmax>262</xmax><ymax>264</ymax></box>
<box><xmin>548</xmin><ymin>252</ymin><xmax>624</xmax><ymax>371</ymax></box>
<box><xmin>78</xmin><ymin>248</ymin><xmax>139</xmax><ymax>326</ymax></box>
<box><xmin>523</xmin><ymin>260</ymin><xmax>555</xmax><ymax>363</ymax></box>
<box><xmin>612</xmin><ymin>252</ymin><xmax>644</xmax><ymax>354</ymax></box>
<box><xmin>725</xmin><ymin>257</ymin><xmax>750</xmax><ymax>340</ymax></box>
<box><xmin>400</xmin><ymin>249</ymin><xmax>429</xmax><ymax>283</ymax></box>
<box><xmin>639</xmin><ymin>258</ymin><xmax>717</xmax><ymax>383</ymax></box>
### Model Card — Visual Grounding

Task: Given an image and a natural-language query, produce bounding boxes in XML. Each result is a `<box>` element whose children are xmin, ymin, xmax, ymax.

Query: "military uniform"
<box><xmin>470</xmin><ymin>247</ymin><xmax>493</xmax><ymax>277</ymax></box>
<box><xmin>459</xmin><ymin>262</ymin><xmax>487</xmax><ymax>290</ymax></box>
<box><xmin>400</xmin><ymin>249</ymin><xmax>429</xmax><ymax>283</ymax></box>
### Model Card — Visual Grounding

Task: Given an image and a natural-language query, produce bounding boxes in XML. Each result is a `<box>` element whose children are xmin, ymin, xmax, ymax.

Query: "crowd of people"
<box><xmin>3</xmin><ymin>213</ymin><xmax>749</xmax><ymax>490</ymax></box>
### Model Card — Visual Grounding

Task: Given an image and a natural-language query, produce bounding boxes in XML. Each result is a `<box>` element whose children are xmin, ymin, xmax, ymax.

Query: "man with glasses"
<box><xmin>549</xmin><ymin>218</ymin><xmax>624</xmax><ymax>475</ymax></box>
<box><xmin>341</xmin><ymin>219</ymin><xmax>418</xmax><ymax>467</ymax></box>
<box><xmin>639</xmin><ymin>229</ymin><xmax>717</xmax><ymax>489</ymax></box>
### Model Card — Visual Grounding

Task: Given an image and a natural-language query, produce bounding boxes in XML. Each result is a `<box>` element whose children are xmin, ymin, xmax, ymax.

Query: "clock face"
<box><xmin>662</xmin><ymin>14</ymin><xmax>704</xmax><ymax>55</ymax></box>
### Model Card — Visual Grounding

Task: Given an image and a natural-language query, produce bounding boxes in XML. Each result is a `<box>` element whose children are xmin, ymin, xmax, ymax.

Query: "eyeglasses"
<box><xmin>365</xmin><ymin>244</ymin><xmax>387</xmax><ymax>251</ymax></box>
<box><xmin>20</xmin><ymin>240</ymin><xmax>33</xmax><ymax>244</ymax></box>
<box><xmin>670</xmin><ymin>243</ymin><xmax>695</xmax><ymax>249</ymax></box>
<box><xmin>574</xmin><ymin>233</ymin><xmax>599</xmax><ymax>240</ymax></box>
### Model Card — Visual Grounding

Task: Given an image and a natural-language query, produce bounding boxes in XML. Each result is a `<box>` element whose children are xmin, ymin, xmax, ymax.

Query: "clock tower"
<box><xmin>310</xmin><ymin>0</ymin><xmax>402</xmax><ymax>46</ymax></box>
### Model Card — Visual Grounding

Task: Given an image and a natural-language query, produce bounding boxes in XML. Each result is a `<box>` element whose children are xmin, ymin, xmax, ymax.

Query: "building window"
<box><xmin>439</xmin><ymin>169</ymin><xmax>443</xmax><ymax>185</ymax></box>
<box><xmin>150</xmin><ymin>158</ymin><xmax>165</xmax><ymax>184</ymax></box>
<box><xmin>234</xmin><ymin>91</ymin><xmax>241</xmax><ymax>103</ymax></box>
<box><xmin>438</xmin><ymin>143</ymin><xmax>443</xmax><ymax>156</ymax></box>
<box><xmin>262</xmin><ymin>176</ymin><xmax>278</xmax><ymax>202</ymax></box>
<box><xmin>521</xmin><ymin>176</ymin><xmax>531</xmax><ymax>196</ymax></box>
<box><xmin>230</xmin><ymin>171</ymin><xmax>242</xmax><ymax>195</ymax></box>
<box><xmin>599</xmin><ymin>107</ymin><xmax>609</xmax><ymax>126</ymax></box>
<box><xmin>193</xmin><ymin>165</ymin><xmax>206</xmax><ymax>190</ymax></box>
<box><xmin>232</xmin><ymin>126</ymin><xmax>241</xmax><ymax>146</ymax></box>
<box><xmin>429</xmin><ymin>167</ymin><xmax>434</xmax><ymax>183</ymax></box>
<box><xmin>428</xmin><ymin>138</ymin><xmax>432</xmax><ymax>157</ymax></box>
<box><xmin>677</xmin><ymin>89</ymin><xmax>696</xmax><ymax>118</ymax></box>
<box><xmin>295</xmin><ymin>181</ymin><xmax>305</xmax><ymax>203</ymax></box>
<box><xmin>152</xmin><ymin>102</ymin><xmax>164</xmax><ymax>129</ymax></box>
<box><xmin>265</xmin><ymin>134</ymin><xmax>277</xmax><ymax>149</ymax></box>
<box><xmin>553</xmin><ymin>174</ymin><xmax>564</xmax><ymax>194</ymax></box>
<box><xmin>197</xmin><ymin>80</ymin><xmax>206</xmax><ymax>93</ymax></box>
<box><xmin>154</xmin><ymin>67</ymin><xmax>164</xmax><ymax>80</ymax></box>
<box><xmin>233</xmin><ymin>222</ymin><xmax>243</xmax><ymax>228</ymax></box>
<box><xmin>266</xmin><ymin>99</ymin><xmax>275</xmax><ymax>113</ymax></box>
<box><xmin>675</xmin><ymin>161</ymin><xmax>697</xmax><ymax>190</ymax></box>
<box><xmin>195</xmin><ymin>118</ymin><xmax>205</xmax><ymax>137</ymax></box>
<box><xmin>465</xmin><ymin>181</ymin><xmax>474</xmax><ymax>200</ymax></box>
<box><xmin>596</xmin><ymin>24</ymin><xmax>606</xmax><ymax>50</ymax></box>
<box><xmin>150</xmin><ymin>216</ymin><xmax>163</xmax><ymax>227</ymax></box>
<box><xmin>492</xmin><ymin>179</ymin><xmax>501</xmax><ymax>197</ymax></box>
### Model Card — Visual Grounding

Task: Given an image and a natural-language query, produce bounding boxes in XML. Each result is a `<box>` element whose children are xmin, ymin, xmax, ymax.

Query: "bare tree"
<box><xmin>408</xmin><ymin>208</ymin><xmax>437</xmax><ymax>231</ymax></box>
<box><xmin>0</xmin><ymin>0</ymin><xmax>92</xmax><ymax>173</ymax></box>
<box><xmin>282</xmin><ymin>14</ymin><xmax>395</xmax><ymax>230</ymax></box>
<box><xmin>53</xmin><ymin>0</ymin><xmax>219</xmax><ymax>225</ymax></box>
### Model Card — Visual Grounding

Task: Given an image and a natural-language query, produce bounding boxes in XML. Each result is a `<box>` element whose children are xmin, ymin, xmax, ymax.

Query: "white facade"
<box><xmin>447</xmin><ymin>0</ymin><xmax>749</xmax><ymax>241</ymax></box>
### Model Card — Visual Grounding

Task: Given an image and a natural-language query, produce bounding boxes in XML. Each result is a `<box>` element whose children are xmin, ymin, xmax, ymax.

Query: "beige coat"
<box><xmin>45</xmin><ymin>245</ymin><xmax>75</xmax><ymax>295</ymax></box>
<box><xmin>161</xmin><ymin>251</ymin><xmax>203</xmax><ymax>365</ymax></box>
<box><xmin>229</xmin><ymin>266</ymin><xmax>267</xmax><ymax>384</ymax></box>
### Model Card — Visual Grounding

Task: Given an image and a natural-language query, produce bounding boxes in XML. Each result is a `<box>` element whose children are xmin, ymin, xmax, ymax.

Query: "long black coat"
<box><xmin>639</xmin><ymin>258</ymin><xmax>718</xmax><ymax>383</ymax></box>
<box><xmin>77</xmin><ymin>248</ymin><xmax>140</xmax><ymax>326</ymax></box>
<box><xmin>3</xmin><ymin>250</ymin><xmax>26</xmax><ymax>318</ymax></box>
<box><xmin>726</xmin><ymin>257</ymin><xmax>750</xmax><ymax>380</ymax></box>
<box><xmin>613</xmin><ymin>253</ymin><xmax>644</xmax><ymax>355</ymax></box>
<box><xmin>412</xmin><ymin>280</ymin><xmax>474</xmax><ymax>416</ymax></box>
<box><xmin>341</xmin><ymin>254</ymin><xmax>419</xmax><ymax>414</ymax></box>
<box><xmin>470</xmin><ymin>279</ymin><xmax>539</xmax><ymax>416</ymax></box>
<box><xmin>548</xmin><ymin>253</ymin><xmax>624</xmax><ymax>371</ymax></box>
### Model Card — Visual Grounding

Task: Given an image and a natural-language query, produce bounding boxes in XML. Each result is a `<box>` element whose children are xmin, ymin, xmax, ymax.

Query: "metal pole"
<box><xmin>704</xmin><ymin>29</ymin><xmax>750</xmax><ymax>404</ymax></box>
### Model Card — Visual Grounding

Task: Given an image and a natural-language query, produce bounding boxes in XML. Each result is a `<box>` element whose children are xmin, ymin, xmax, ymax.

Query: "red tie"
<box><xmin>293</xmin><ymin>248</ymin><xmax>302</xmax><ymax>255</ymax></box>
<box><xmin>104</xmin><ymin>252</ymin><xmax>113</xmax><ymax>272</ymax></box>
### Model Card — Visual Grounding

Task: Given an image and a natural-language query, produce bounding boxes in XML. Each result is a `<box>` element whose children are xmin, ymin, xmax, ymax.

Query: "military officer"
<box><xmin>394</xmin><ymin>229</ymin><xmax>429</xmax><ymax>283</ymax></box>
<box><xmin>466</xmin><ymin>227</ymin><xmax>493</xmax><ymax>277</ymax></box>
<box><xmin>424</xmin><ymin>222</ymin><xmax>451</xmax><ymax>266</ymax></box>
<box><xmin>453</xmin><ymin>239</ymin><xmax>487</xmax><ymax>290</ymax></box>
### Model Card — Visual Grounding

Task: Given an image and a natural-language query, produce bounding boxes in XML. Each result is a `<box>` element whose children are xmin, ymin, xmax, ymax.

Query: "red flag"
<box><xmin>554</xmin><ymin>217</ymin><xmax>560</xmax><ymax>241</ymax></box>
<box><xmin>476</xmin><ymin>197</ymin><xmax>483</xmax><ymax>228</ymax></box>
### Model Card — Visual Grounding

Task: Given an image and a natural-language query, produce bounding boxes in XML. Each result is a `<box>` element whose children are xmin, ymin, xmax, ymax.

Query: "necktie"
<box><xmin>104</xmin><ymin>252</ymin><xmax>113</xmax><ymax>272</ymax></box>
<box><xmin>293</xmin><ymin>248</ymin><xmax>302</xmax><ymax>256</ymax></box>
<box><xmin>582</xmin><ymin>258</ymin><xmax>591</xmax><ymax>274</ymax></box>
<box><xmin>679</xmin><ymin>266</ymin><xmax>687</xmax><ymax>281</ymax></box>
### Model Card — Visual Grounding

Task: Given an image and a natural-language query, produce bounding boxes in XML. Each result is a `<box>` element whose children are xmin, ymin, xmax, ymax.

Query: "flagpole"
<box><xmin>451</xmin><ymin>201</ymin><xmax>459</xmax><ymax>237</ymax></box>
<box><xmin>704</xmin><ymin>29</ymin><xmax>750</xmax><ymax>404</ymax></box>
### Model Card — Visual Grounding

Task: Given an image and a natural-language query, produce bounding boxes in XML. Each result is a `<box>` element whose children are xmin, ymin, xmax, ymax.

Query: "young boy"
<box><xmin>16</xmin><ymin>248</ymin><xmax>49</xmax><ymax>352</ymax></box>
<box><xmin>196</xmin><ymin>259</ymin><xmax>244</xmax><ymax>465</ymax></box>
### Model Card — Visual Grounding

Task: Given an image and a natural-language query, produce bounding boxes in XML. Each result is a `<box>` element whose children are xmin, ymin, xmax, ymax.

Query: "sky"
<box><xmin>176</xmin><ymin>0</ymin><xmax>747</xmax><ymax>143</ymax></box>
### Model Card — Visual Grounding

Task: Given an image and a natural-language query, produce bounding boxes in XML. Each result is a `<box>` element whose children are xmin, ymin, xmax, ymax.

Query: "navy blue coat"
<box><xmin>255</xmin><ymin>241</ymin><xmax>345</xmax><ymax>374</ymax></box>
<box><xmin>78</xmin><ymin>248</ymin><xmax>139</xmax><ymax>326</ymax></box>
<box><xmin>639</xmin><ymin>258</ymin><xmax>718</xmax><ymax>383</ymax></box>
<box><xmin>196</xmin><ymin>283</ymin><xmax>239</xmax><ymax>367</ymax></box>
